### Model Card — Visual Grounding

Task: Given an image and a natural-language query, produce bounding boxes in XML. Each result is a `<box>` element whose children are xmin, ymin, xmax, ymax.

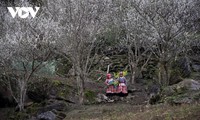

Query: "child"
<box><xmin>105</xmin><ymin>73</ymin><xmax>115</xmax><ymax>94</ymax></box>
<box><xmin>117</xmin><ymin>72</ymin><xmax>128</xmax><ymax>94</ymax></box>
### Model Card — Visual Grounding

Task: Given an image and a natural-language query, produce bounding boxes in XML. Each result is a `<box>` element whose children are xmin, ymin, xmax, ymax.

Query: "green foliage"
<box><xmin>84</xmin><ymin>90</ymin><xmax>96</xmax><ymax>102</ymax></box>
<box><xmin>193</xmin><ymin>91</ymin><xmax>200</xmax><ymax>100</ymax></box>
<box><xmin>163</xmin><ymin>93</ymin><xmax>188</xmax><ymax>105</ymax></box>
<box><xmin>56</xmin><ymin>58</ymin><xmax>72</xmax><ymax>76</ymax></box>
<box><xmin>169</xmin><ymin>68</ymin><xmax>183</xmax><ymax>85</ymax></box>
<box><xmin>26</xmin><ymin>103</ymin><xmax>40</xmax><ymax>114</ymax></box>
<box><xmin>113</xmin><ymin>70</ymin><xmax>128</xmax><ymax>78</ymax></box>
<box><xmin>89</xmin><ymin>70</ymin><xmax>105</xmax><ymax>82</ymax></box>
<box><xmin>28</xmin><ymin>77</ymin><xmax>70</xmax><ymax>101</ymax></box>
<box><xmin>143</xmin><ymin>63</ymin><xmax>158</xmax><ymax>80</ymax></box>
<box><xmin>170</xmin><ymin>68</ymin><xmax>181</xmax><ymax>78</ymax></box>
<box><xmin>175</xmin><ymin>85</ymin><xmax>188</xmax><ymax>94</ymax></box>
<box><xmin>12</xmin><ymin>61</ymin><xmax>57</xmax><ymax>76</ymax></box>
<box><xmin>12</xmin><ymin>112</ymin><xmax>29</xmax><ymax>120</ymax></box>
<box><xmin>171</xmin><ymin>58</ymin><xmax>191</xmax><ymax>78</ymax></box>
<box><xmin>51</xmin><ymin>80</ymin><xmax>70</xmax><ymax>98</ymax></box>
<box><xmin>52</xmin><ymin>80</ymin><xmax>62</xmax><ymax>86</ymax></box>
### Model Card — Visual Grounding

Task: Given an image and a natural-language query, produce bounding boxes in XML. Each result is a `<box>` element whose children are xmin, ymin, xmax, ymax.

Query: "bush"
<box><xmin>56</xmin><ymin>58</ymin><xmax>72</xmax><ymax>76</ymax></box>
<box><xmin>84</xmin><ymin>90</ymin><xmax>96</xmax><ymax>103</ymax></box>
<box><xmin>27</xmin><ymin>77</ymin><xmax>51</xmax><ymax>102</ymax></box>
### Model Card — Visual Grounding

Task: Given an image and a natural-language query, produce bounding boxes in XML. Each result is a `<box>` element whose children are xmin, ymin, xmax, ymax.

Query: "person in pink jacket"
<box><xmin>105</xmin><ymin>73</ymin><xmax>115</xmax><ymax>94</ymax></box>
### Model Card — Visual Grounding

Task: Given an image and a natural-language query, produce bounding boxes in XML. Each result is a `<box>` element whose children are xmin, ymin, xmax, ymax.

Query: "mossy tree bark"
<box><xmin>158</xmin><ymin>61</ymin><xmax>171</xmax><ymax>87</ymax></box>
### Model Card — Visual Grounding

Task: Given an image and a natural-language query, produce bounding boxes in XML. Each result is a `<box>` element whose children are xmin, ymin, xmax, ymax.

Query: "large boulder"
<box><xmin>37</xmin><ymin>111</ymin><xmax>56</xmax><ymax>120</ymax></box>
<box><xmin>162</xmin><ymin>79</ymin><xmax>200</xmax><ymax>96</ymax></box>
<box><xmin>28</xmin><ymin>100</ymin><xmax>67</xmax><ymax>120</ymax></box>
<box><xmin>176</xmin><ymin>79</ymin><xmax>200</xmax><ymax>91</ymax></box>
<box><xmin>38</xmin><ymin>101</ymin><xmax>67</xmax><ymax>113</ymax></box>
<box><xmin>95</xmin><ymin>93</ymin><xmax>115</xmax><ymax>103</ymax></box>
<box><xmin>161</xmin><ymin>79</ymin><xmax>200</xmax><ymax>105</ymax></box>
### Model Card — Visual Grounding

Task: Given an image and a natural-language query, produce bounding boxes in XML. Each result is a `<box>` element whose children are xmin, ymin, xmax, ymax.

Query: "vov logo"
<box><xmin>7</xmin><ymin>7</ymin><xmax>40</xmax><ymax>18</ymax></box>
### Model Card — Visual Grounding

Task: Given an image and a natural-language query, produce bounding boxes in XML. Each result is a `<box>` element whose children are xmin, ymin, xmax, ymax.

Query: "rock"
<box><xmin>163</xmin><ymin>79</ymin><xmax>200</xmax><ymax>95</ymax></box>
<box><xmin>190</xmin><ymin>80</ymin><xmax>200</xmax><ymax>90</ymax></box>
<box><xmin>95</xmin><ymin>98</ymin><xmax>102</xmax><ymax>103</ymax></box>
<box><xmin>162</xmin><ymin>86</ymin><xmax>176</xmax><ymax>97</ymax></box>
<box><xmin>149</xmin><ymin>93</ymin><xmax>160</xmax><ymax>105</ymax></box>
<box><xmin>25</xmin><ymin>102</ymin><xmax>33</xmax><ymax>107</ymax></box>
<box><xmin>38</xmin><ymin>101</ymin><xmax>67</xmax><ymax>113</ymax></box>
<box><xmin>51</xmin><ymin>109</ymin><xmax>58</xmax><ymax>114</ymax></box>
<box><xmin>178</xmin><ymin>79</ymin><xmax>200</xmax><ymax>91</ymax></box>
<box><xmin>101</xmin><ymin>94</ymin><xmax>108</xmax><ymax>100</ymax></box>
<box><xmin>95</xmin><ymin>93</ymin><xmax>118</xmax><ymax>103</ymax></box>
<box><xmin>37</xmin><ymin>111</ymin><xmax>56</xmax><ymax>120</ymax></box>
<box><xmin>148</xmin><ymin>85</ymin><xmax>160</xmax><ymax>95</ymax></box>
<box><xmin>173</xmin><ymin>97</ymin><xmax>193</xmax><ymax>104</ymax></box>
<box><xmin>192</xmin><ymin>64</ymin><xmax>200</xmax><ymax>72</ymax></box>
<box><xmin>96</xmin><ymin>93</ymin><xmax>108</xmax><ymax>103</ymax></box>
<box><xmin>107</xmin><ymin>99</ymin><xmax>115</xmax><ymax>103</ymax></box>
<box><xmin>57</xmin><ymin>112</ymin><xmax>66</xmax><ymax>119</ymax></box>
<box><xmin>146</xmin><ymin>84</ymin><xmax>161</xmax><ymax>104</ymax></box>
<box><xmin>162</xmin><ymin>79</ymin><xmax>200</xmax><ymax>105</ymax></box>
<box><xmin>104</xmin><ymin>57</ymin><xmax>110</xmax><ymax>60</ymax></box>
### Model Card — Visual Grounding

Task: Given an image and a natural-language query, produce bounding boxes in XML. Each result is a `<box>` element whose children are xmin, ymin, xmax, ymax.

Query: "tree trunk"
<box><xmin>18</xmin><ymin>80</ymin><xmax>26</xmax><ymax>111</ymax></box>
<box><xmin>131</xmin><ymin>70</ymin><xmax>136</xmax><ymax>84</ymax></box>
<box><xmin>130</xmin><ymin>62</ymin><xmax>136</xmax><ymax>84</ymax></box>
<box><xmin>164</xmin><ymin>63</ymin><xmax>170</xmax><ymax>86</ymax></box>
<box><xmin>79</xmin><ymin>76</ymin><xmax>85</xmax><ymax>104</ymax></box>
<box><xmin>75</xmin><ymin>64</ymin><xmax>85</xmax><ymax>105</ymax></box>
<box><xmin>76</xmin><ymin>74</ymin><xmax>84</xmax><ymax>104</ymax></box>
<box><xmin>158</xmin><ymin>61</ymin><xmax>170</xmax><ymax>87</ymax></box>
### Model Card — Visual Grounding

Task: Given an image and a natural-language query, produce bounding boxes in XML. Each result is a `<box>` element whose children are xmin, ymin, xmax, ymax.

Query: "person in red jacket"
<box><xmin>105</xmin><ymin>73</ymin><xmax>115</xmax><ymax>94</ymax></box>
<box><xmin>117</xmin><ymin>72</ymin><xmax>128</xmax><ymax>94</ymax></box>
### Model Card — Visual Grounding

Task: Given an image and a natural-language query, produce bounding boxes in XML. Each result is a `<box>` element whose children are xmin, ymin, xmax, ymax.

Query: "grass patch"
<box><xmin>64</xmin><ymin>103</ymin><xmax>200</xmax><ymax>120</ymax></box>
